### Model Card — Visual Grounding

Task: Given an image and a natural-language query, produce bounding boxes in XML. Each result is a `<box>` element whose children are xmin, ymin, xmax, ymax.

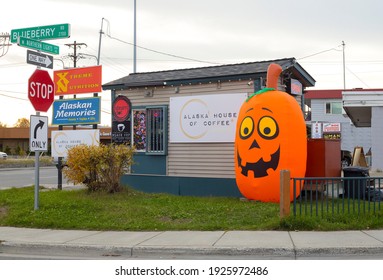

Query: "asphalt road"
<box><xmin>0</xmin><ymin>166</ymin><xmax>63</xmax><ymax>189</ymax></box>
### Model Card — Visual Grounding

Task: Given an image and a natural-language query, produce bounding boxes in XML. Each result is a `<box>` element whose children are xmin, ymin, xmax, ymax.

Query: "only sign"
<box><xmin>28</xmin><ymin>69</ymin><xmax>54</xmax><ymax>112</ymax></box>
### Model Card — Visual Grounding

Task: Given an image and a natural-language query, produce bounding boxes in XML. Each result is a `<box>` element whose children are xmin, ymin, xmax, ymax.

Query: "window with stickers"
<box><xmin>132</xmin><ymin>106</ymin><xmax>167</xmax><ymax>155</ymax></box>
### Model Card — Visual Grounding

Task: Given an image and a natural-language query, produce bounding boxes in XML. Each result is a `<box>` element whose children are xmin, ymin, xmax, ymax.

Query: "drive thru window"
<box><xmin>132</xmin><ymin>106</ymin><xmax>167</xmax><ymax>155</ymax></box>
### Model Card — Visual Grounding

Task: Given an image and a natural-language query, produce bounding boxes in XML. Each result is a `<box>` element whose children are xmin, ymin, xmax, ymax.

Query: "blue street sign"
<box><xmin>52</xmin><ymin>97</ymin><xmax>101</xmax><ymax>125</ymax></box>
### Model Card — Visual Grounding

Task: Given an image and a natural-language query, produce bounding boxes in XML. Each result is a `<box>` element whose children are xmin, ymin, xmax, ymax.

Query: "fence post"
<box><xmin>280</xmin><ymin>169</ymin><xmax>291</xmax><ymax>218</ymax></box>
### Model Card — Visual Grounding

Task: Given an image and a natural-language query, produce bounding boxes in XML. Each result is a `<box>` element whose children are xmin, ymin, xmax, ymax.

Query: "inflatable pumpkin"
<box><xmin>234</xmin><ymin>63</ymin><xmax>307</xmax><ymax>202</ymax></box>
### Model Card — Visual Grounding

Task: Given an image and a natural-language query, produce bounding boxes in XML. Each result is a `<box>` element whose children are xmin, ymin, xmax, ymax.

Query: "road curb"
<box><xmin>2</xmin><ymin>241</ymin><xmax>383</xmax><ymax>259</ymax></box>
<box><xmin>0</xmin><ymin>241</ymin><xmax>295</xmax><ymax>259</ymax></box>
<box><xmin>294</xmin><ymin>246</ymin><xmax>383</xmax><ymax>258</ymax></box>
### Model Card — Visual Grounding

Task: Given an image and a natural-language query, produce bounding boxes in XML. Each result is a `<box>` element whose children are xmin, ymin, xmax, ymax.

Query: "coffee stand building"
<box><xmin>102</xmin><ymin>58</ymin><xmax>315</xmax><ymax>196</ymax></box>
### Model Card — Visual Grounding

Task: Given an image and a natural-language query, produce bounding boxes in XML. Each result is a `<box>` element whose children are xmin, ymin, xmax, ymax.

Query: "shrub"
<box><xmin>63</xmin><ymin>144</ymin><xmax>135</xmax><ymax>193</ymax></box>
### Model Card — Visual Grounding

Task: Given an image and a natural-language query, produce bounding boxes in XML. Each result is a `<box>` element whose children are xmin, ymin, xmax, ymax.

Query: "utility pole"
<box><xmin>56</xmin><ymin>41</ymin><xmax>87</xmax><ymax>190</ymax></box>
<box><xmin>97</xmin><ymin>18</ymin><xmax>105</xmax><ymax>66</ymax></box>
<box><xmin>65</xmin><ymin>41</ymin><xmax>87</xmax><ymax>68</ymax></box>
<box><xmin>133</xmin><ymin>0</ymin><xmax>137</xmax><ymax>73</ymax></box>
<box><xmin>64</xmin><ymin>40</ymin><xmax>87</xmax><ymax>130</ymax></box>
<box><xmin>0</xmin><ymin>33</ymin><xmax>12</xmax><ymax>58</ymax></box>
<box><xmin>342</xmin><ymin>41</ymin><xmax>346</xmax><ymax>89</ymax></box>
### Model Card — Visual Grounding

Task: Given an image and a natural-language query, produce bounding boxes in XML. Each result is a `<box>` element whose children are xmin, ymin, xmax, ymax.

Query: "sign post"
<box><xmin>35</xmin><ymin>140</ymin><xmax>40</xmax><ymax>211</ymax></box>
<box><xmin>28</xmin><ymin>69</ymin><xmax>54</xmax><ymax>210</ymax></box>
<box><xmin>30</xmin><ymin>115</ymin><xmax>48</xmax><ymax>210</ymax></box>
<box><xmin>11</xmin><ymin>23</ymin><xmax>72</xmax><ymax>200</ymax></box>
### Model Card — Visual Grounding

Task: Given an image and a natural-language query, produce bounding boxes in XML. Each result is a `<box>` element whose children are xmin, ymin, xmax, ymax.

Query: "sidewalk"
<box><xmin>1</xmin><ymin>226</ymin><xmax>383</xmax><ymax>259</ymax></box>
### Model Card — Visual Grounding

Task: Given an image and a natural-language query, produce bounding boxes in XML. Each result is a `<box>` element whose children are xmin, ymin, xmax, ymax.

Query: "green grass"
<box><xmin>1</xmin><ymin>186</ymin><xmax>383</xmax><ymax>231</ymax></box>
<box><xmin>0</xmin><ymin>157</ymin><xmax>54</xmax><ymax>168</ymax></box>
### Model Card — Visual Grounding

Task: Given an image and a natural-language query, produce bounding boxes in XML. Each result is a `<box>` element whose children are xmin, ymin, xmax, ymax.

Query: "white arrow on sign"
<box><xmin>26</xmin><ymin>50</ymin><xmax>53</xmax><ymax>69</ymax></box>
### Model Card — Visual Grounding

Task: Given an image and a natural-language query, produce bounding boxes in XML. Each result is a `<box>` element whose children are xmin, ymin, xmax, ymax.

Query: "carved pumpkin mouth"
<box><xmin>237</xmin><ymin>146</ymin><xmax>280</xmax><ymax>178</ymax></box>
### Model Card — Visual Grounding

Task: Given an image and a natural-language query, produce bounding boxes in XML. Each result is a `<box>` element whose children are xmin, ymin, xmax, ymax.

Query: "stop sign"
<box><xmin>28</xmin><ymin>69</ymin><xmax>54</xmax><ymax>112</ymax></box>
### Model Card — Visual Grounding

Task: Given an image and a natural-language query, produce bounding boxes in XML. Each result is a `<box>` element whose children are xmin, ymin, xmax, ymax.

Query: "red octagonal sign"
<box><xmin>28</xmin><ymin>69</ymin><xmax>54</xmax><ymax>112</ymax></box>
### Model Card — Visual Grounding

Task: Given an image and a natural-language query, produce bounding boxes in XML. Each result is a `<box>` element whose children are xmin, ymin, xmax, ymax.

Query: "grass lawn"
<box><xmin>1</xmin><ymin>186</ymin><xmax>383</xmax><ymax>231</ymax></box>
<box><xmin>0</xmin><ymin>157</ymin><xmax>54</xmax><ymax>168</ymax></box>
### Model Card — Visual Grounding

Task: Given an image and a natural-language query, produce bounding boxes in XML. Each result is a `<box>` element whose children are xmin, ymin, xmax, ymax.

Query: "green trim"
<box><xmin>131</xmin><ymin>154</ymin><xmax>167</xmax><ymax>175</ymax></box>
<box><xmin>121</xmin><ymin>174</ymin><xmax>242</xmax><ymax>197</ymax></box>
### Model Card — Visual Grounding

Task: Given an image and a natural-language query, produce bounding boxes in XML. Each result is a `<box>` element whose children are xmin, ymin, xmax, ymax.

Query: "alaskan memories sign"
<box><xmin>52</xmin><ymin>97</ymin><xmax>101</xmax><ymax>125</ymax></box>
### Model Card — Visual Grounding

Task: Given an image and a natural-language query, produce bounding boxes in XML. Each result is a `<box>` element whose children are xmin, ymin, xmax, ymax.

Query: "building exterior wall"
<box><xmin>105</xmin><ymin>59</ymin><xmax>315</xmax><ymax>196</ymax></box>
<box><xmin>372</xmin><ymin>107</ymin><xmax>383</xmax><ymax>170</ymax></box>
<box><xmin>116</xmin><ymin>77</ymin><xmax>307</xmax><ymax>180</ymax></box>
<box><xmin>116</xmin><ymin>80</ymin><xmax>253</xmax><ymax>179</ymax></box>
<box><xmin>310</xmin><ymin>98</ymin><xmax>371</xmax><ymax>152</ymax></box>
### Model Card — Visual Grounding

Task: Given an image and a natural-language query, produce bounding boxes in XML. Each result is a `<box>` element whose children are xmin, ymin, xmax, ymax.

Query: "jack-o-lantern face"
<box><xmin>234</xmin><ymin>64</ymin><xmax>307</xmax><ymax>202</ymax></box>
<box><xmin>237</xmin><ymin>112</ymin><xmax>280</xmax><ymax>178</ymax></box>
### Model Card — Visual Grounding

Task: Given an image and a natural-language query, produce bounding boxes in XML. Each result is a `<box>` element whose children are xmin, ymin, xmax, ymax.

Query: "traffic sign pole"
<box><xmin>34</xmin><ymin>113</ymin><xmax>40</xmax><ymax>211</ymax></box>
<box><xmin>34</xmin><ymin>150</ymin><xmax>40</xmax><ymax>210</ymax></box>
<box><xmin>11</xmin><ymin>23</ymin><xmax>72</xmax><ymax>201</ymax></box>
<box><xmin>30</xmin><ymin>114</ymin><xmax>48</xmax><ymax>210</ymax></box>
<box><xmin>28</xmin><ymin>68</ymin><xmax>54</xmax><ymax>210</ymax></box>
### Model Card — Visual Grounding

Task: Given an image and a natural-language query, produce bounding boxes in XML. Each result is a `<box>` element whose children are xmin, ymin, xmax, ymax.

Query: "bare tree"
<box><xmin>14</xmin><ymin>118</ymin><xmax>30</xmax><ymax>128</ymax></box>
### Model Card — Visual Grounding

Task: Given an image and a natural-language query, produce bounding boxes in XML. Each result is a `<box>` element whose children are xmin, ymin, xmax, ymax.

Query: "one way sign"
<box><xmin>30</xmin><ymin>115</ymin><xmax>48</xmax><ymax>152</ymax></box>
<box><xmin>27</xmin><ymin>50</ymin><xmax>53</xmax><ymax>69</ymax></box>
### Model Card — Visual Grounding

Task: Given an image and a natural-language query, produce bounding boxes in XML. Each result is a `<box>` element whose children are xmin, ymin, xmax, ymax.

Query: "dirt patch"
<box><xmin>0</xmin><ymin>206</ymin><xmax>8</xmax><ymax>217</ymax></box>
<box><xmin>159</xmin><ymin>216</ymin><xmax>193</xmax><ymax>224</ymax></box>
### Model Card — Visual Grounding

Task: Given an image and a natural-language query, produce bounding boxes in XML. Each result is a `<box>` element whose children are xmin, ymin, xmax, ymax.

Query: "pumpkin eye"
<box><xmin>239</xmin><ymin>116</ymin><xmax>254</xmax><ymax>139</ymax></box>
<box><xmin>258</xmin><ymin>116</ymin><xmax>279</xmax><ymax>139</ymax></box>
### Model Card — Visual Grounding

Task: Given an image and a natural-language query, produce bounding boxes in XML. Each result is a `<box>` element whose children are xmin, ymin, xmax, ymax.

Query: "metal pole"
<box><xmin>95</xmin><ymin>19</ymin><xmax>104</xmax><ymax>130</ymax></box>
<box><xmin>58</xmin><ymin>95</ymin><xmax>63</xmax><ymax>191</ymax></box>
<box><xmin>133</xmin><ymin>0</ymin><xmax>137</xmax><ymax>73</ymax></box>
<box><xmin>34</xmin><ymin>112</ymin><xmax>40</xmax><ymax>210</ymax></box>
<box><xmin>97</xmin><ymin>18</ymin><xmax>104</xmax><ymax>66</ymax></box>
<box><xmin>342</xmin><ymin>41</ymin><xmax>346</xmax><ymax>89</ymax></box>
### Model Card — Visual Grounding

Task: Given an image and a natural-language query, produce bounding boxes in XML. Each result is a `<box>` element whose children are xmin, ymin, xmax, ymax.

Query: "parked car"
<box><xmin>341</xmin><ymin>150</ymin><xmax>352</xmax><ymax>167</ymax></box>
<box><xmin>0</xmin><ymin>151</ymin><xmax>7</xmax><ymax>160</ymax></box>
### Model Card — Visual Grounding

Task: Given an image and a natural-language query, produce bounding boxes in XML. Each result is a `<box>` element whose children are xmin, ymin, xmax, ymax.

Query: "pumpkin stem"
<box><xmin>266</xmin><ymin>63</ymin><xmax>282</xmax><ymax>89</ymax></box>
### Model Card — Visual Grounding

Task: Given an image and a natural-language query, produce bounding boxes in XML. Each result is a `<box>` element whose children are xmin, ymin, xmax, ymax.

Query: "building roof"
<box><xmin>305</xmin><ymin>89</ymin><xmax>342</xmax><ymax>99</ymax></box>
<box><xmin>305</xmin><ymin>88</ymin><xmax>383</xmax><ymax>100</ymax></box>
<box><xmin>102</xmin><ymin>57</ymin><xmax>316</xmax><ymax>90</ymax></box>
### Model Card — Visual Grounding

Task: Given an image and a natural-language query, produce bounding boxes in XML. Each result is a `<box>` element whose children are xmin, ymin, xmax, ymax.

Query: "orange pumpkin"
<box><xmin>234</xmin><ymin>63</ymin><xmax>307</xmax><ymax>202</ymax></box>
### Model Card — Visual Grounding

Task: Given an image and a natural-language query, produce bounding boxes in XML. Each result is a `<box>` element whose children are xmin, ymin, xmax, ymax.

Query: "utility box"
<box><xmin>306</xmin><ymin>138</ymin><xmax>341</xmax><ymax>177</ymax></box>
<box><xmin>342</xmin><ymin>166</ymin><xmax>369</xmax><ymax>199</ymax></box>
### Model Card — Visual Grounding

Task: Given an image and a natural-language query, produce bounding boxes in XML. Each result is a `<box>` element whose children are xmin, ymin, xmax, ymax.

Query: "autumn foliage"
<box><xmin>63</xmin><ymin>144</ymin><xmax>135</xmax><ymax>193</ymax></box>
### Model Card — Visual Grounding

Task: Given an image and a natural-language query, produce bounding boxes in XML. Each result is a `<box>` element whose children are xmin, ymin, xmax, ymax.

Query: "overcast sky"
<box><xmin>1</xmin><ymin>0</ymin><xmax>383</xmax><ymax>127</ymax></box>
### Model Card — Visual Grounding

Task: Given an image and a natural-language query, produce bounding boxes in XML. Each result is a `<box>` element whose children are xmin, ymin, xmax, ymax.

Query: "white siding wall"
<box><xmin>372</xmin><ymin>107</ymin><xmax>383</xmax><ymax>170</ymax></box>
<box><xmin>310</xmin><ymin>99</ymin><xmax>371</xmax><ymax>152</ymax></box>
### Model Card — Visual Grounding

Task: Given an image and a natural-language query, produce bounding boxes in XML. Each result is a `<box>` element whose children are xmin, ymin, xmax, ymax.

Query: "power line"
<box><xmin>297</xmin><ymin>45</ymin><xmax>342</xmax><ymax>60</ymax></box>
<box><xmin>346</xmin><ymin>66</ymin><xmax>370</xmax><ymax>88</ymax></box>
<box><xmin>0</xmin><ymin>92</ymin><xmax>28</xmax><ymax>101</ymax></box>
<box><xmin>105</xmin><ymin>33</ymin><xmax>221</xmax><ymax>65</ymax></box>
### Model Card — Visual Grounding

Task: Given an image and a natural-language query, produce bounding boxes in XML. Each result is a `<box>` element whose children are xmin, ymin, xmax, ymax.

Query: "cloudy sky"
<box><xmin>1</xmin><ymin>0</ymin><xmax>383</xmax><ymax>127</ymax></box>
